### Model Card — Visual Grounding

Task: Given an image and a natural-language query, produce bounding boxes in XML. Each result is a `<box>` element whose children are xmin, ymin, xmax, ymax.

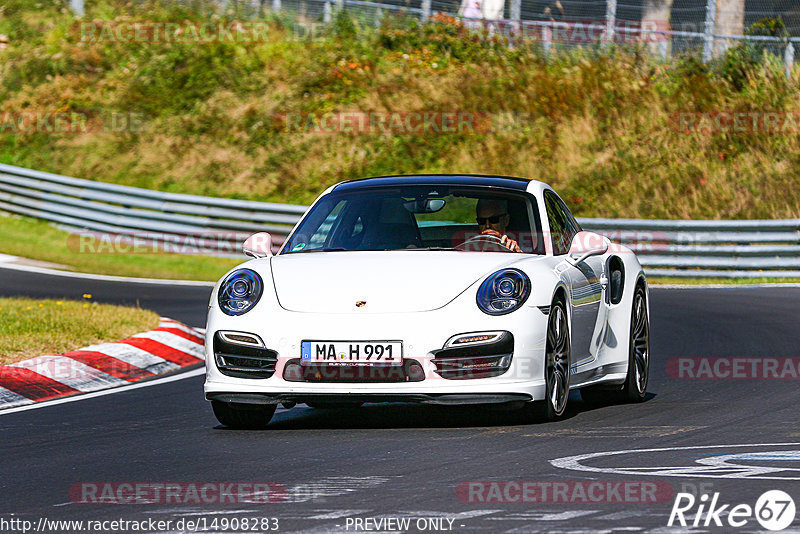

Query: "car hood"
<box><xmin>270</xmin><ymin>251</ymin><xmax>533</xmax><ymax>313</ymax></box>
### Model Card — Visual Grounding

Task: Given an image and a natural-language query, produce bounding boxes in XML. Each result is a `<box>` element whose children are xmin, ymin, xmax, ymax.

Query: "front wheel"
<box><xmin>521</xmin><ymin>298</ymin><xmax>571</xmax><ymax>422</ymax></box>
<box><xmin>211</xmin><ymin>401</ymin><xmax>277</xmax><ymax>429</ymax></box>
<box><xmin>621</xmin><ymin>285</ymin><xmax>650</xmax><ymax>402</ymax></box>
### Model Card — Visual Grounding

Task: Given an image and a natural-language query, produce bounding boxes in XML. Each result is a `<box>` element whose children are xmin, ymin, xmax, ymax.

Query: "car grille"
<box><xmin>283</xmin><ymin>359</ymin><xmax>425</xmax><ymax>383</ymax></box>
<box><xmin>431</xmin><ymin>332</ymin><xmax>514</xmax><ymax>380</ymax></box>
<box><xmin>213</xmin><ymin>332</ymin><xmax>278</xmax><ymax>379</ymax></box>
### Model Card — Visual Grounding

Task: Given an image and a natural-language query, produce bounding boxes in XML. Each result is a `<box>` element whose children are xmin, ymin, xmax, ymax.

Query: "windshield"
<box><xmin>280</xmin><ymin>186</ymin><xmax>544</xmax><ymax>254</ymax></box>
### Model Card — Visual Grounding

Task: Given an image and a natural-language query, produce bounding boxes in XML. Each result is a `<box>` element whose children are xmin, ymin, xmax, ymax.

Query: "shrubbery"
<box><xmin>1</xmin><ymin>1</ymin><xmax>799</xmax><ymax>218</ymax></box>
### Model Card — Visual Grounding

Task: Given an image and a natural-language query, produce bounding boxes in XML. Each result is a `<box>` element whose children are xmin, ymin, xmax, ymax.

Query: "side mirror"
<box><xmin>243</xmin><ymin>232</ymin><xmax>273</xmax><ymax>258</ymax></box>
<box><xmin>567</xmin><ymin>231</ymin><xmax>608</xmax><ymax>265</ymax></box>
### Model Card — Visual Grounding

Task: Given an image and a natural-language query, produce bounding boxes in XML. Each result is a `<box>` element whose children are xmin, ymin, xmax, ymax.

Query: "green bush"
<box><xmin>2</xmin><ymin>1</ymin><xmax>800</xmax><ymax>218</ymax></box>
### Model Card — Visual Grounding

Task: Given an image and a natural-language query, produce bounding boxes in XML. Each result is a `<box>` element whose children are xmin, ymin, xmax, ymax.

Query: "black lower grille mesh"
<box><xmin>213</xmin><ymin>333</ymin><xmax>278</xmax><ymax>379</ymax></box>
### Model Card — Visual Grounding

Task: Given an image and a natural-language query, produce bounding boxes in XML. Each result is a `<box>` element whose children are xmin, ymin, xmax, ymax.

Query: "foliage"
<box><xmin>1</xmin><ymin>1</ymin><xmax>800</xmax><ymax>219</ymax></box>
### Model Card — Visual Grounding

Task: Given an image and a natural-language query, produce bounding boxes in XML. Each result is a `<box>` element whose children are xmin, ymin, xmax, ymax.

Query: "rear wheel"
<box><xmin>622</xmin><ymin>285</ymin><xmax>650</xmax><ymax>402</ymax></box>
<box><xmin>522</xmin><ymin>298</ymin><xmax>570</xmax><ymax>422</ymax></box>
<box><xmin>211</xmin><ymin>401</ymin><xmax>276</xmax><ymax>429</ymax></box>
<box><xmin>581</xmin><ymin>284</ymin><xmax>649</xmax><ymax>404</ymax></box>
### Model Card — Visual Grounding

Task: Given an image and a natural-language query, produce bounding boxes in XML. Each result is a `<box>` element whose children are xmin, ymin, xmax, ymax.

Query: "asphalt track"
<box><xmin>1</xmin><ymin>268</ymin><xmax>799</xmax><ymax>533</ymax></box>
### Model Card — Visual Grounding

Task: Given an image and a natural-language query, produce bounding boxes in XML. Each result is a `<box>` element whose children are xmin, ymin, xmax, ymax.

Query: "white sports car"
<box><xmin>204</xmin><ymin>175</ymin><xmax>650</xmax><ymax>428</ymax></box>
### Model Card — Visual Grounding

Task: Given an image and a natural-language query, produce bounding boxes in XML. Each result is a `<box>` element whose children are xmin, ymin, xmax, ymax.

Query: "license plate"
<box><xmin>301</xmin><ymin>341</ymin><xmax>403</xmax><ymax>366</ymax></box>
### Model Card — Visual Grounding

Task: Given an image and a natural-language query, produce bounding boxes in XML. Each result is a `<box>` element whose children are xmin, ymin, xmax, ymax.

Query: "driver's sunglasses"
<box><xmin>476</xmin><ymin>214</ymin><xmax>505</xmax><ymax>225</ymax></box>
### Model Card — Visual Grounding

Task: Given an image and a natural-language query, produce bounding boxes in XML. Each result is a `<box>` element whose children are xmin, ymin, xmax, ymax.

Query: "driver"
<box><xmin>476</xmin><ymin>199</ymin><xmax>523</xmax><ymax>253</ymax></box>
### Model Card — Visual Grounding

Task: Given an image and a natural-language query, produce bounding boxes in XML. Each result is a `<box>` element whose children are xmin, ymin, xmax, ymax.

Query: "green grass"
<box><xmin>0</xmin><ymin>213</ymin><xmax>241</xmax><ymax>281</ymax></box>
<box><xmin>1</xmin><ymin>1</ymin><xmax>800</xmax><ymax>219</ymax></box>
<box><xmin>0</xmin><ymin>296</ymin><xmax>159</xmax><ymax>364</ymax></box>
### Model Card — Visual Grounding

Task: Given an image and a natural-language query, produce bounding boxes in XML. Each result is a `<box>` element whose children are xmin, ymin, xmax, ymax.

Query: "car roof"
<box><xmin>332</xmin><ymin>174</ymin><xmax>544</xmax><ymax>193</ymax></box>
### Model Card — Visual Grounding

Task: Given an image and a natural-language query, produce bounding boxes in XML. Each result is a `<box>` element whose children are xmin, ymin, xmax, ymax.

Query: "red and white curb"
<box><xmin>0</xmin><ymin>318</ymin><xmax>205</xmax><ymax>410</ymax></box>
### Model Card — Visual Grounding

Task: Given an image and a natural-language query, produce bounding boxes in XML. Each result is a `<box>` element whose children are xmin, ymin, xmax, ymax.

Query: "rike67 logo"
<box><xmin>669</xmin><ymin>490</ymin><xmax>796</xmax><ymax>531</ymax></box>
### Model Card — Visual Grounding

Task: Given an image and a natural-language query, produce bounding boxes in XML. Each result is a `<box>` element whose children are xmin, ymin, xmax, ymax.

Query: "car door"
<box><xmin>544</xmin><ymin>191</ymin><xmax>603</xmax><ymax>366</ymax></box>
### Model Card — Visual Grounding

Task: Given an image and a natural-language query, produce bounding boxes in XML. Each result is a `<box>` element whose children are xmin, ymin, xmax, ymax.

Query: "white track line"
<box><xmin>0</xmin><ymin>367</ymin><xmax>205</xmax><ymax>416</ymax></box>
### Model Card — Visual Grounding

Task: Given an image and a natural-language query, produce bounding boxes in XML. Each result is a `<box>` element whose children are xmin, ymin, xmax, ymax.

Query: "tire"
<box><xmin>306</xmin><ymin>402</ymin><xmax>364</xmax><ymax>409</ymax></box>
<box><xmin>581</xmin><ymin>284</ymin><xmax>649</xmax><ymax>405</ymax></box>
<box><xmin>521</xmin><ymin>298</ymin><xmax>571</xmax><ymax>422</ymax></box>
<box><xmin>621</xmin><ymin>285</ymin><xmax>650</xmax><ymax>402</ymax></box>
<box><xmin>211</xmin><ymin>401</ymin><xmax>277</xmax><ymax>429</ymax></box>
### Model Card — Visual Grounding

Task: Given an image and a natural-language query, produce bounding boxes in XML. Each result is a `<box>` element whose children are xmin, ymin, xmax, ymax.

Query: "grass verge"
<box><xmin>0</xmin><ymin>213</ymin><xmax>241</xmax><ymax>281</ymax></box>
<box><xmin>2</xmin><ymin>214</ymin><xmax>797</xmax><ymax>284</ymax></box>
<box><xmin>0</xmin><ymin>296</ymin><xmax>160</xmax><ymax>365</ymax></box>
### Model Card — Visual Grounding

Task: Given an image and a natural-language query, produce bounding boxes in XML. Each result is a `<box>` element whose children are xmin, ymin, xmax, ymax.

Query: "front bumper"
<box><xmin>204</xmin><ymin>300</ymin><xmax>549</xmax><ymax>403</ymax></box>
<box><xmin>206</xmin><ymin>392</ymin><xmax>533</xmax><ymax>405</ymax></box>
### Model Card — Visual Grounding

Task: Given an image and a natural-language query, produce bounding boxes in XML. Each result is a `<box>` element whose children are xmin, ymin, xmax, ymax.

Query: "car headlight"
<box><xmin>476</xmin><ymin>268</ymin><xmax>531</xmax><ymax>315</ymax></box>
<box><xmin>218</xmin><ymin>269</ymin><xmax>264</xmax><ymax>316</ymax></box>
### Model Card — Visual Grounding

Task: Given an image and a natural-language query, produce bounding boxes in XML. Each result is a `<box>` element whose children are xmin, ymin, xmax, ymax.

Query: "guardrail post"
<box><xmin>375</xmin><ymin>7</ymin><xmax>383</xmax><ymax>27</ymax></box>
<box><xmin>421</xmin><ymin>0</ymin><xmax>431</xmax><ymax>21</ymax></box>
<box><xmin>510</xmin><ymin>0</ymin><xmax>521</xmax><ymax>22</ymax></box>
<box><xmin>336</xmin><ymin>0</ymin><xmax>344</xmax><ymax>12</ymax></box>
<box><xmin>604</xmin><ymin>0</ymin><xmax>616</xmax><ymax>45</ymax></box>
<box><xmin>70</xmin><ymin>0</ymin><xmax>84</xmax><ymax>16</ymax></box>
<box><xmin>785</xmin><ymin>42</ymin><xmax>795</xmax><ymax>80</ymax></box>
<box><xmin>272</xmin><ymin>0</ymin><xmax>281</xmax><ymax>13</ymax></box>
<box><xmin>324</xmin><ymin>1</ymin><xmax>332</xmax><ymax>23</ymax></box>
<box><xmin>702</xmin><ymin>0</ymin><xmax>716</xmax><ymax>63</ymax></box>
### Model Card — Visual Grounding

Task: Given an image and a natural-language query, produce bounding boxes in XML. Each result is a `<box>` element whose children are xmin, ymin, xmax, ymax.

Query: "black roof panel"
<box><xmin>332</xmin><ymin>174</ymin><xmax>531</xmax><ymax>192</ymax></box>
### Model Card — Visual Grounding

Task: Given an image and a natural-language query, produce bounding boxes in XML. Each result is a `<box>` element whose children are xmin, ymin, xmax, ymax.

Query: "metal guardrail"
<box><xmin>0</xmin><ymin>163</ymin><xmax>305</xmax><ymax>256</ymax></box>
<box><xmin>581</xmin><ymin>218</ymin><xmax>800</xmax><ymax>278</ymax></box>
<box><xmin>1</xmin><ymin>163</ymin><xmax>799</xmax><ymax>278</ymax></box>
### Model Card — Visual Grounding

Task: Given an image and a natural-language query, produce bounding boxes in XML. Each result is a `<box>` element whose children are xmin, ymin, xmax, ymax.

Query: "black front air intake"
<box><xmin>431</xmin><ymin>331</ymin><xmax>514</xmax><ymax>380</ymax></box>
<box><xmin>282</xmin><ymin>358</ymin><xmax>425</xmax><ymax>383</ymax></box>
<box><xmin>213</xmin><ymin>332</ymin><xmax>278</xmax><ymax>379</ymax></box>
